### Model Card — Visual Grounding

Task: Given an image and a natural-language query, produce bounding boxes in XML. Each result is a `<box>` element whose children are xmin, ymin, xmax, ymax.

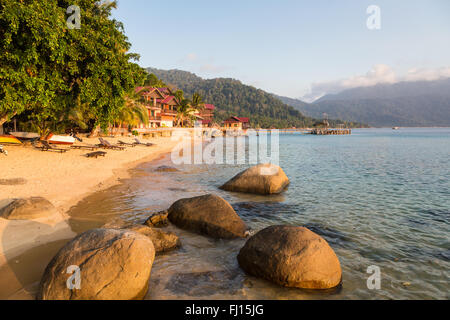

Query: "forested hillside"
<box><xmin>147</xmin><ymin>68</ymin><xmax>363</xmax><ymax>128</ymax></box>
<box><xmin>279</xmin><ymin>79</ymin><xmax>450</xmax><ymax>127</ymax></box>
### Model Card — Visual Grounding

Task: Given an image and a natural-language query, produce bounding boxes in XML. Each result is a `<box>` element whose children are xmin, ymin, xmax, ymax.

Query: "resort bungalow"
<box><xmin>134</xmin><ymin>87</ymin><xmax>180</xmax><ymax>129</ymax></box>
<box><xmin>223</xmin><ymin>116</ymin><xmax>250</xmax><ymax>130</ymax></box>
<box><xmin>196</xmin><ymin>104</ymin><xmax>215</xmax><ymax>127</ymax></box>
<box><xmin>157</xmin><ymin>95</ymin><xmax>179</xmax><ymax>127</ymax></box>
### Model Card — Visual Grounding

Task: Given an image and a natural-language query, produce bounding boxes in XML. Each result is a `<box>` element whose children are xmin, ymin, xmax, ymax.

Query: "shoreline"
<box><xmin>0</xmin><ymin>135</ymin><xmax>182</xmax><ymax>267</ymax></box>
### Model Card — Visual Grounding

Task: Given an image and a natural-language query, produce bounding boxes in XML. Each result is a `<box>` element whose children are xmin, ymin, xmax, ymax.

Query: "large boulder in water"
<box><xmin>237</xmin><ymin>225</ymin><xmax>342</xmax><ymax>289</ymax></box>
<box><xmin>168</xmin><ymin>194</ymin><xmax>248</xmax><ymax>239</ymax></box>
<box><xmin>37</xmin><ymin>228</ymin><xmax>155</xmax><ymax>300</ymax></box>
<box><xmin>0</xmin><ymin>197</ymin><xmax>57</xmax><ymax>220</ymax></box>
<box><xmin>220</xmin><ymin>164</ymin><xmax>289</xmax><ymax>195</ymax></box>
<box><xmin>122</xmin><ymin>224</ymin><xmax>180</xmax><ymax>254</ymax></box>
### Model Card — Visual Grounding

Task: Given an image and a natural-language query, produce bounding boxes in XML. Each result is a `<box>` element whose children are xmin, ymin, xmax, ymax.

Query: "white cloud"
<box><xmin>177</xmin><ymin>53</ymin><xmax>197</xmax><ymax>64</ymax></box>
<box><xmin>300</xmin><ymin>65</ymin><xmax>450</xmax><ymax>102</ymax></box>
<box><xmin>198</xmin><ymin>63</ymin><xmax>228</xmax><ymax>74</ymax></box>
<box><xmin>177</xmin><ymin>53</ymin><xmax>230</xmax><ymax>75</ymax></box>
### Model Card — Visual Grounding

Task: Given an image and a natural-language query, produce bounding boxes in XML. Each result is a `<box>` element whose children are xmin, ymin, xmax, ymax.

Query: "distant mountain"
<box><xmin>147</xmin><ymin>68</ymin><xmax>363</xmax><ymax>128</ymax></box>
<box><xmin>272</xmin><ymin>94</ymin><xmax>310</xmax><ymax>110</ymax></box>
<box><xmin>282</xmin><ymin>79</ymin><xmax>450</xmax><ymax>127</ymax></box>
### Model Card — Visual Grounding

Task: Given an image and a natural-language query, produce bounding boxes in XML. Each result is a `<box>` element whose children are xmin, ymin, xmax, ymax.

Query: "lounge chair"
<box><xmin>85</xmin><ymin>151</ymin><xmax>107</xmax><ymax>158</ymax></box>
<box><xmin>118</xmin><ymin>140</ymin><xmax>136</xmax><ymax>147</ymax></box>
<box><xmin>39</xmin><ymin>141</ymin><xmax>68</xmax><ymax>153</ymax></box>
<box><xmin>71</xmin><ymin>143</ymin><xmax>99</xmax><ymax>151</ymax></box>
<box><xmin>97</xmin><ymin>138</ymin><xmax>125</xmax><ymax>150</ymax></box>
<box><xmin>134</xmin><ymin>138</ymin><xmax>154</xmax><ymax>147</ymax></box>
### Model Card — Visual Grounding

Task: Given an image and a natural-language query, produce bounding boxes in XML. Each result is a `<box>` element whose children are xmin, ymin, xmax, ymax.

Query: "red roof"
<box><xmin>224</xmin><ymin>116</ymin><xmax>249</xmax><ymax>123</ymax></box>
<box><xmin>156</xmin><ymin>95</ymin><xmax>178</xmax><ymax>104</ymax></box>
<box><xmin>204</xmin><ymin>104</ymin><xmax>215</xmax><ymax>110</ymax></box>
<box><xmin>200</xmin><ymin>119</ymin><xmax>211</xmax><ymax>124</ymax></box>
<box><xmin>135</xmin><ymin>86</ymin><xmax>155</xmax><ymax>94</ymax></box>
<box><xmin>162</xmin><ymin>96</ymin><xmax>175</xmax><ymax>104</ymax></box>
<box><xmin>157</xmin><ymin>87</ymin><xmax>171</xmax><ymax>95</ymax></box>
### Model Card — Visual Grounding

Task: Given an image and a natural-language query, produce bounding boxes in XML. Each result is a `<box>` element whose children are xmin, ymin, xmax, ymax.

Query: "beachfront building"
<box><xmin>223</xmin><ymin>116</ymin><xmax>250</xmax><ymax>130</ymax></box>
<box><xmin>134</xmin><ymin>87</ymin><xmax>180</xmax><ymax>129</ymax></box>
<box><xmin>158</xmin><ymin>95</ymin><xmax>179</xmax><ymax>127</ymax></box>
<box><xmin>196</xmin><ymin>104</ymin><xmax>215</xmax><ymax>127</ymax></box>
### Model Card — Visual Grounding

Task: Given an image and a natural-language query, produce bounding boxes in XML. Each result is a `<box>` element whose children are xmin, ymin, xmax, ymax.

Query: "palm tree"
<box><xmin>112</xmin><ymin>89</ymin><xmax>149</xmax><ymax>134</ymax></box>
<box><xmin>174</xmin><ymin>91</ymin><xmax>205</xmax><ymax>127</ymax></box>
<box><xmin>176</xmin><ymin>98</ymin><xmax>195</xmax><ymax>127</ymax></box>
<box><xmin>191</xmin><ymin>92</ymin><xmax>204</xmax><ymax>111</ymax></box>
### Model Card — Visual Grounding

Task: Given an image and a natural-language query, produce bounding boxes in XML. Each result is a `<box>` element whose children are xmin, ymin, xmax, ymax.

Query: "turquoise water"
<box><xmin>72</xmin><ymin>128</ymin><xmax>450</xmax><ymax>300</ymax></box>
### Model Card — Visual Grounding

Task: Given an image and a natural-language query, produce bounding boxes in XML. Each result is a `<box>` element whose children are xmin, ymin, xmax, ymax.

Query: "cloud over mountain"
<box><xmin>301</xmin><ymin>65</ymin><xmax>450</xmax><ymax>102</ymax></box>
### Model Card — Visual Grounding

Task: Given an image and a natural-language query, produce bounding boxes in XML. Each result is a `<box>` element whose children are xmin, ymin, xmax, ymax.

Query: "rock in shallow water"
<box><xmin>155</xmin><ymin>165</ymin><xmax>180</xmax><ymax>172</ymax></box>
<box><xmin>168</xmin><ymin>194</ymin><xmax>249</xmax><ymax>239</ymax></box>
<box><xmin>37</xmin><ymin>228</ymin><xmax>155</xmax><ymax>300</ymax></box>
<box><xmin>0</xmin><ymin>197</ymin><xmax>57</xmax><ymax>220</ymax></box>
<box><xmin>237</xmin><ymin>225</ymin><xmax>342</xmax><ymax>289</ymax></box>
<box><xmin>122</xmin><ymin>224</ymin><xmax>180</xmax><ymax>254</ymax></box>
<box><xmin>220</xmin><ymin>163</ymin><xmax>290</xmax><ymax>195</ymax></box>
<box><xmin>144</xmin><ymin>210</ymin><xmax>169</xmax><ymax>228</ymax></box>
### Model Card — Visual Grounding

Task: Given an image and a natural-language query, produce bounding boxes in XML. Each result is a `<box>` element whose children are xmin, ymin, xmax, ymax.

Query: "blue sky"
<box><xmin>112</xmin><ymin>0</ymin><xmax>450</xmax><ymax>101</ymax></box>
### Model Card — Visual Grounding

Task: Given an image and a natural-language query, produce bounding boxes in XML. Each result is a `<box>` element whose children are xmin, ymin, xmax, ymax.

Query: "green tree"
<box><xmin>191</xmin><ymin>92</ymin><xmax>204</xmax><ymax>112</ymax></box>
<box><xmin>0</xmin><ymin>0</ymin><xmax>146</xmax><ymax>136</ymax></box>
<box><xmin>112</xmin><ymin>88</ymin><xmax>149</xmax><ymax>134</ymax></box>
<box><xmin>144</xmin><ymin>73</ymin><xmax>166</xmax><ymax>88</ymax></box>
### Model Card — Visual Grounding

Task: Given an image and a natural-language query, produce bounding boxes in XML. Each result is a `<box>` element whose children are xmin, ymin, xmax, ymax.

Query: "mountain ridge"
<box><xmin>276</xmin><ymin>78</ymin><xmax>450</xmax><ymax>127</ymax></box>
<box><xmin>147</xmin><ymin>67</ymin><xmax>364</xmax><ymax>128</ymax></box>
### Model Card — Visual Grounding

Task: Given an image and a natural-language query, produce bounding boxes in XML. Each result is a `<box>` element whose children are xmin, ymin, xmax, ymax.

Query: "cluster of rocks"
<box><xmin>5</xmin><ymin>163</ymin><xmax>341</xmax><ymax>299</ymax></box>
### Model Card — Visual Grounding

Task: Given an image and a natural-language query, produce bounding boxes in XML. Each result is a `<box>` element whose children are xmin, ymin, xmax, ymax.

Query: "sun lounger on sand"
<box><xmin>85</xmin><ymin>151</ymin><xmax>107</xmax><ymax>158</ymax></box>
<box><xmin>71</xmin><ymin>144</ymin><xmax>99</xmax><ymax>151</ymax></box>
<box><xmin>134</xmin><ymin>137</ymin><xmax>154</xmax><ymax>147</ymax></box>
<box><xmin>97</xmin><ymin>138</ymin><xmax>125</xmax><ymax>150</ymax></box>
<box><xmin>118</xmin><ymin>140</ymin><xmax>136</xmax><ymax>147</ymax></box>
<box><xmin>39</xmin><ymin>141</ymin><xmax>68</xmax><ymax>153</ymax></box>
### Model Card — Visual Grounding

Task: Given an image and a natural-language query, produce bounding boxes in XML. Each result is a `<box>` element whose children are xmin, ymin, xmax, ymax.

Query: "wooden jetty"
<box><xmin>310</xmin><ymin>128</ymin><xmax>351</xmax><ymax>135</ymax></box>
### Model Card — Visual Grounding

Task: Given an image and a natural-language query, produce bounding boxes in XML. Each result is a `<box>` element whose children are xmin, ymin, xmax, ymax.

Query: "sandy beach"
<box><xmin>0</xmin><ymin>135</ymin><xmax>181</xmax><ymax>266</ymax></box>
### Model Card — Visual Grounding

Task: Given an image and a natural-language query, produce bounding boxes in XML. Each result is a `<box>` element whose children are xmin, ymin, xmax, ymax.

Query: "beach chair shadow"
<box><xmin>38</xmin><ymin>141</ymin><xmax>68</xmax><ymax>153</ymax></box>
<box><xmin>134</xmin><ymin>137</ymin><xmax>154</xmax><ymax>147</ymax></box>
<box><xmin>97</xmin><ymin>138</ymin><xmax>125</xmax><ymax>150</ymax></box>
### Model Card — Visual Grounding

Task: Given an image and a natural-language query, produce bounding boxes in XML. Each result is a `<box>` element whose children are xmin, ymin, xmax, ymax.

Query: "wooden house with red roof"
<box><xmin>223</xmin><ymin>116</ymin><xmax>250</xmax><ymax>130</ymax></box>
<box><xmin>196</xmin><ymin>104</ymin><xmax>215</xmax><ymax>127</ymax></box>
<box><xmin>157</xmin><ymin>95</ymin><xmax>179</xmax><ymax>127</ymax></box>
<box><xmin>134</xmin><ymin>86</ymin><xmax>180</xmax><ymax>129</ymax></box>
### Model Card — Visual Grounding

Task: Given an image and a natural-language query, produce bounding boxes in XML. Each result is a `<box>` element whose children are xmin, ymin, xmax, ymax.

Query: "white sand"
<box><xmin>0</xmin><ymin>135</ymin><xmax>181</xmax><ymax>264</ymax></box>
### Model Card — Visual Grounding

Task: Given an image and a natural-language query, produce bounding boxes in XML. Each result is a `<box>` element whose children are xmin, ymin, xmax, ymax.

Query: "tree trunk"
<box><xmin>0</xmin><ymin>115</ymin><xmax>8</xmax><ymax>134</ymax></box>
<box><xmin>88</xmin><ymin>124</ymin><xmax>101</xmax><ymax>138</ymax></box>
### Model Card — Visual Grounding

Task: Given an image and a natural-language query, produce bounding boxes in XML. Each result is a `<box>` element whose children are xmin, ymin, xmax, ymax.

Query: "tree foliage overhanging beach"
<box><xmin>0</xmin><ymin>0</ymin><xmax>146</xmax><ymax>135</ymax></box>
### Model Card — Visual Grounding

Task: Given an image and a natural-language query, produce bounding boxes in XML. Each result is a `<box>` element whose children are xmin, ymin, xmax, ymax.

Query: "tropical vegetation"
<box><xmin>0</xmin><ymin>0</ymin><xmax>147</xmax><ymax>136</ymax></box>
<box><xmin>147</xmin><ymin>68</ymin><xmax>365</xmax><ymax>128</ymax></box>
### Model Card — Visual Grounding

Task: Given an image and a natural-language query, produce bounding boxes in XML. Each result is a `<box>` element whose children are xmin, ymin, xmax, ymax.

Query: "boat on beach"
<box><xmin>9</xmin><ymin>131</ymin><xmax>40</xmax><ymax>140</ymax></box>
<box><xmin>0</xmin><ymin>135</ymin><xmax>22</xmax><ymax>145</ymax></box>
<box><xmin>45</xmin><ymin>133</ymin><xmax>76</xmax><ymax>145</ymax></box>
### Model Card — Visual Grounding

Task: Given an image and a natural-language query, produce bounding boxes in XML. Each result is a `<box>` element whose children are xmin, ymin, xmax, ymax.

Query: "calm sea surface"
<box><xmin>67</xmin><ymin>128</ymin><xmax>449</xmax><ymax>300</ymax></box>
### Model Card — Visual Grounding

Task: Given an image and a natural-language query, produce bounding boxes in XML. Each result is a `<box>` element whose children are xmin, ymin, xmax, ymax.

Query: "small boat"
<box><xmin>0</xmin><ymin>135</ymin><xmax>22</xmax><ymax>145</ymax></box>
<box><xmin>392</xmin><ymin>127</ymin><xmax>400</xmax><ymax>130</ymax></box>
<box><xmin>46</xmin><ymin>133</ymin><xmax>76</xmax><ymax>145</ymax></box>
<box><xmin>9</xmin><ymin>131</ymin><xmax>40</xmax><ymax>140</ymax></box>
